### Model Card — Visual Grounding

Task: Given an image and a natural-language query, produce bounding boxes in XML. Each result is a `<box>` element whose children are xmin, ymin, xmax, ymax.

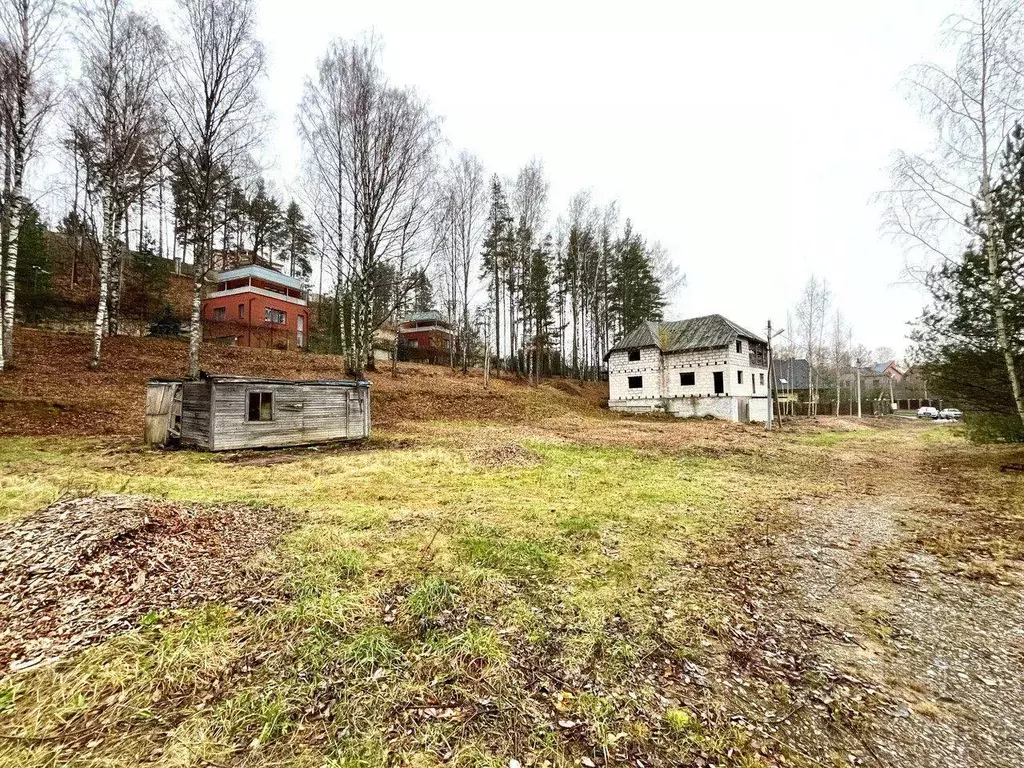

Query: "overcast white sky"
<box><xmin>46</xmin><ymin>0</ymin><xmax>959</xmax><ymax>356</ymax></box>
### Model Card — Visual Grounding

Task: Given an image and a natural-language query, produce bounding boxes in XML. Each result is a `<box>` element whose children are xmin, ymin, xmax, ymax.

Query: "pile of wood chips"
<box><xmin>0</xmin><ymin>494</ymin><xmax>291</xmax><ymax>673</ymax></box>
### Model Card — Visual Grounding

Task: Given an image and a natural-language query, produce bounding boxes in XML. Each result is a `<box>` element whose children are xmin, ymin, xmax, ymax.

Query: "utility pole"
<box><xmin>766</xmin><ymin>320</ymin><xmax>785</xmax><ymax>431</ymax></box>
<box><xmin>855</xmin><ymin>358</ymin><xmax>862</xmax><ymax>419</ymax></box>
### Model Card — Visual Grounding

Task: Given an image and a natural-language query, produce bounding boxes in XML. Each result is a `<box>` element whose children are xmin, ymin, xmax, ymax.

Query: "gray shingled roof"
<box><xmin>775</xmin><ymin>358</ymin><xmax>810</xmax><ymax>390</ymax></box>
<box><xmin>608</xmin><ymin>314</ymin><xmax>766</xmax><ymax>358</ymax></box>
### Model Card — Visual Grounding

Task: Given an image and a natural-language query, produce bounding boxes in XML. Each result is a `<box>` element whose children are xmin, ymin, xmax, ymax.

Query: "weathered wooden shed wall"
<box><xmin>208</xmin><ymin>380</ymin><xmax>370</xmax><ymax>451</ymax></box>
<box><xmin>146</xmin><ymin>376</ymin><xmax>371</xmax><ymax>451</ymax></box>
<box><xmin>179</xmin><ymin>381</ymin><xmax>213</xmax><ymax>449</ymax></box>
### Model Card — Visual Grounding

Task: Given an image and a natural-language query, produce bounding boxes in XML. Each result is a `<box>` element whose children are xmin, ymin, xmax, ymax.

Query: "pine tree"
<box><xmin>480</xmin><ymin>176</ymin><xmax>512</xmax><ymax>370</ymax></box>
<box><xmin>281</xmin><ymin>200</ymin><xmax>313</xmax><ymax>278</ymax></box>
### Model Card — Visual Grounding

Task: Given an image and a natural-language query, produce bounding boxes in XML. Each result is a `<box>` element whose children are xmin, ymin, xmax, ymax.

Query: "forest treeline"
<box><xmin>0</xmin><ymin>0</ymin><xmax>680</xmax><ymax>380</ymax></box>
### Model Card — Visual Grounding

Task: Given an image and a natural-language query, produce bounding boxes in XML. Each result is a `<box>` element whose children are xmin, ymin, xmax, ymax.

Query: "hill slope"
<box><xmin>0</xmin><ymin>329</ymin><xmax>610</xmax><ymax>437</ymax></box>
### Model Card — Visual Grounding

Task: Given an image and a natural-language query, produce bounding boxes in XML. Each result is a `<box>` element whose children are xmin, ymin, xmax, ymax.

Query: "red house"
<box><xmin>397</xmin><ymin>310</ymin><xmax>455</xmax><ymax>364</ymax></box>
<box><xmin>202</xmin><ymin>265</ymin><xmax>309</xmax><ymax>350</ymax></box>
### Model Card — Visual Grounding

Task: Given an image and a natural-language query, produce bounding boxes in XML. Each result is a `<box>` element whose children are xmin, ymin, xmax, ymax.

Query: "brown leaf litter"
<box><xmin>469</xmin><ymin>443</ymin><xmax>543</xmax><ymax>469</ymax></box>
<box><xmin>0</xmin><ymin>494</ymin><xmax>293</xmax><ymax>673</ymax></box>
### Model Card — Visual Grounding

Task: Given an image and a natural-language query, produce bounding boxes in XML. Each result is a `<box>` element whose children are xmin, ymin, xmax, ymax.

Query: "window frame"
<box><xmin>627</xmin><ymin>375</ymin><xmax>643</xmax><ymax>390</ymax></box>
<box><xmin>263</xmin><ymin>307</ymin><xmax>286</xmax><ymax>324</ymax></box>
<box><xmin>680</xmin><ymin>371</ymin><xmax>695</xmax><ymax>386</ymax></box>
<box><xmin>246</xmin><ymin>390</ymin><xmax>274</xmax><ymax>422</ymax></box>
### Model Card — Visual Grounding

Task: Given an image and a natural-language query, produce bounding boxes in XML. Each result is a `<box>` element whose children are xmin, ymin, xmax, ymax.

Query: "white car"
<box><xmin>939</xmin><ymin>408</ymin><xmax>963</xmax><ymax>421</ymax></box>
<box><xmin>917</xmin><ymin>406</ymin><xmax>939</xmax><ymax>419</ymax></box>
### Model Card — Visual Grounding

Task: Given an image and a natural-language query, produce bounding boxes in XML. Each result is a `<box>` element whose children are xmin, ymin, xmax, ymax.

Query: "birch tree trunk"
<box><xmin>90</xmin><ymin>196</ymin><xmax>120</xmax><ymax>368</ymax></box>
<box><xmin>187</xmin><ymin>235</ymin><xmax>206</xmax><ymax>379</ymax></box>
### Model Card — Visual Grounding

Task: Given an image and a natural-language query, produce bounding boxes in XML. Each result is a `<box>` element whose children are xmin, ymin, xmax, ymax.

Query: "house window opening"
<box><xmin>264</xmin><ymin>308</ymin><xmax>286</xmax><ymax>324</ymax></box>
<box><xmin>628</xmin><ymin>348</ymin><xmax>641</xmax><ymax>362</ymax></box>
<box><xmin>213</xmin><ymin>307</ymin><xmax>226</xmax><ymax>321</ymax></box>
<box><xmin>759</xmin><ymin>373</ymin><xmax>765</xmax><ymax>385</ymax></box>
<box><xmin>680</xmin><ymin>371</ymin><xmax>695</xmax><ymax>386</ymax></box>
<box><xmin>247</xmin><ymin>391</ymin><xmax>273</xmax><ymax>421</ymax></box>
<box><xmin>713</xmin><ymin>371</ymin><xmax>724</xmax><ymax>394</ymax></box>
<box><xmin>736</xmin><ymin>339</ymin><xmax>743</xmax><ymax>353</ymax></box>
<box><xmin>238</xmin><ymin>303</ymin><xmax>245</xmax><ymax>319</ymax></box>
<box><xmin>737</xmin><ymin>370</ymin><xmax>744</xmax><ymax>384</ymax></box>
<box><xmin>628</xmin><ymin>375</ymin><xmax>643</xmax><ymax>389</ymax></box>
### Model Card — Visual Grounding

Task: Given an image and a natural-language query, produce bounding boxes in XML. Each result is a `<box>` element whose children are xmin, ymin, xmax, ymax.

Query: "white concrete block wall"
<box><xmin>665</xmin><ymin>396</ymin><xmax>738</xmax><ymax>420</ymax></box>
<box><xmin>663</xmin><ymin>348</ymin><xmax>730</xmax><ymax>397</ymax></box>
<box><xmin>727</xmin><ymin>337</ymin><xmax>769</xmax><ymax>397</ymax></box>
<box><xmin>608</xmin><ymin>347</ymin><xmax>663</xmax><ymax>403</ymax></box>
<box><xmin>607</xmin><ymin>336</ymin><xmax>770</xmax><ymax>420</ymax></box>
<box><xmin>749</xmin><ymin>396</ymin><xmax>769</xmax><ymax>423</ymax></box>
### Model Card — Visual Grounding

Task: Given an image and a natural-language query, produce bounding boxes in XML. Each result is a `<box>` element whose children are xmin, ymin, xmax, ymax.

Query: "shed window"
<box><xmin>247</xmin><ymin>391</ymin><xmax>273</xmax><ymax>421</ymax></box>
<box><xmin>680</xmin><ymin>371</ymin><xmax>695</xmax><ymax>386</ymax></box>
<box><xmin>213</xmin><ymin>307</ymin><xmax>226</xmax><ymax>321</ymax></box>
<box><xmin>627</xmin><ymin>348</ymin><xmax>641</xmax><ymax>362</ymax></box>
<box><xmin>628</xmin><ymin>376</ymin><xmax>643</xmax><ymax>389</ymax></box>
<box><xmin>736</xmin><ymin>339</ymin><xmax>743</xmax><ymax>353</ymax></box>
<box><xmin>737</xmin><ymin>370</ymin><xmax>744</xmax><ymax>384</ymax></box>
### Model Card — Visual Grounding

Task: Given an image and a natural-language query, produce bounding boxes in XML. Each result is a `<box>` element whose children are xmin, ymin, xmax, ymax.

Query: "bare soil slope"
<box><xmin>0</xmin><ymin>329</ymin><xmax>609</xmax><ymax>436</ymax></box>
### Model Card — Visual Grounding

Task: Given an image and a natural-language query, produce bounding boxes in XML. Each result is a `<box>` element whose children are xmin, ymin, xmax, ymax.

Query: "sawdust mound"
<box><xmin>470</xmin><ymin>443</ymin><xmax>543</xmax><ymax>469</ymax></box>
<box><xmin>0</xmin><ymin>495</ymin><xmax>292</xmax><ymax>672</ymax></box>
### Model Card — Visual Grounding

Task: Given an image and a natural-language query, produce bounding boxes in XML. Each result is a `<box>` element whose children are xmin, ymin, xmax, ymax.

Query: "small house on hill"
<box><xmin>606</xmin><ymin>314</ymin><xmax>769</xmax><ymax>422</ymax></box>
<box><xmin>202</xmin><ymin>265</ymin><xmax>309</xmax><ymax>351</ymax></box>
<box><xmin>145</xmin><ymin>375</ymin><xmax>370</xmax><ymax>451</ymax></box>
<box><xmin>397</xmin><ymin>310</ymin><xmax>455</xmax><ymax>364</ymax></box>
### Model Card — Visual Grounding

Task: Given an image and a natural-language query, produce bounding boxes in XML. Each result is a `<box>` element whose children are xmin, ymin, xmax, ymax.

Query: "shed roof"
<box><xmin>148</xmin><ymin>375</ymin><xmax>369</xmax><ymax>387</ymax></box>
<box><xmin>215</xmin><ymin>264</ymin><xmax>304</xmax><ymax>291</ymax></box>
<box><xmin>608</xmin><ymin>314</ymin><xmax>766</xmax><ymax>358</ymax></box>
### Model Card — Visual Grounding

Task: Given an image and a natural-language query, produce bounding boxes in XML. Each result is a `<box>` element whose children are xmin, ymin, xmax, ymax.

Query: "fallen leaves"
<box><xmin>0</xmin><ymin>494</ymin><xmax>292</xmax><ymax>671</ymax></box>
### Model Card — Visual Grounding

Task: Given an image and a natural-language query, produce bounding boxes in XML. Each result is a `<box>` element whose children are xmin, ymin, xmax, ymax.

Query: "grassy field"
<box><xmin>1</xmin><ymin>333</ymin><xmax>1021</xmax><ymax>766</ymax></box>
<box><xmin>2</xmin><ymin>409</ymin><xmax>1020</xmax><ymax>767</ymax></box>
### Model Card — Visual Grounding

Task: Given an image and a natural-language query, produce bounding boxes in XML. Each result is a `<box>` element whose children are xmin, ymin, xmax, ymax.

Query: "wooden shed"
<box><xmin>145</xmin><ymin>375</ymin><xmax>371</xmax><ymax>451</ymax></box>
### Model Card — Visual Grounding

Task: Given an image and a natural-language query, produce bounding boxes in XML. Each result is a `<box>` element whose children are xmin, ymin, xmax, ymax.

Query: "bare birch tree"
<box><xmin>0</xmin><ymin>0</ymin><xmax>61</xmax><ymax>371</ymax></box>
<box><xmin>440</xmin><ymin>151</ymin><xmax>485</xmax><ymax>372</ymax></box>
<box><xmin>885</xmin><ymin>0</ymin><xmax>1024</xmax><ymax>429</ymax></box>
<box><xmin>165</xmin><ymin>0</ymin><xmax>265</xmax><ymax>378</ymax></box>
<box><xmin>794</xmin><ymin>275</ymin><xmax>831</xmax><ymax>415</ymax></box>
<box><xmin>828</xmin><ymin>310</ymin><xmax>850</xmax><ymax>415</ymax></box>
<box><xmin>298</xmin><ymin>37</ymin><xmax>440</xmax><ymax>374</ymax></box>
<box><xmin>73</xmin><ymin>0</ymin><xmax>165</xmax><ymax>369</ymax></box>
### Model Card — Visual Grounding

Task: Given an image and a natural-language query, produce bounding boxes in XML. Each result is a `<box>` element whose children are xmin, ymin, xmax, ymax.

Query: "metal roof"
<box><xmin>148</xmin><ymin>375</ymin><xmax>369</xmax><ymax>387</ymax></box>
<box><xmin>774</xmin><ymin>358</ymin><xmax>810</xmax><ymax>389</ymax></box>
<box><xmin>608</xmin><ymin>314</ymin><xmax>766</xmax><ymax>357</ymax></box>
<box><xmin>215</xmin><ymin>264</ymin><xmax>304</xmax><ymax>291</ymax></box>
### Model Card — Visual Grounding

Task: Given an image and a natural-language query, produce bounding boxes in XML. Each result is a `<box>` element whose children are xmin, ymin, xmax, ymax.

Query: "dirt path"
<box><xmin>782</xmin><ymin>500</ymin><xmax>1024</xmax><ymax>767</ymax></box>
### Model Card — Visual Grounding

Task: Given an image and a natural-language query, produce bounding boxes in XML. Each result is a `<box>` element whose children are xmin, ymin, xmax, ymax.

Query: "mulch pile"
<box><xmin>470</xmin><ymin>443</ymin><xmax>543</xmax><ymax>469</ymax></box>
<box><xmin>0</xmin><ymin>494</ymin><xmax>292</xmax><ymax>673</ymax></box>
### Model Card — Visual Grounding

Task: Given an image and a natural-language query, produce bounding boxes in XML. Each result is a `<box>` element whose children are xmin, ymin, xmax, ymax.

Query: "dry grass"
<box><xmin>1</xmin><ymin>334</ymin><xmax>1021</xmax><ymax>767</ymax></box>
<box><xmin>0</xmin><ymin>329</ymin><xmax>609</xmax><ymax>437</ymax></box>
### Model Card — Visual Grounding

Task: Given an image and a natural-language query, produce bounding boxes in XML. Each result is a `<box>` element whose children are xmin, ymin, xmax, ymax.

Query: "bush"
<box><xmin>964</xmin><ymin>413</ymin><xmax>1024</xmax><ymax>443</ymax></box>
<box><xmin>149</xmin><ymin>304</ymin><xmax>183</xmax><ymax>337</ymax></box>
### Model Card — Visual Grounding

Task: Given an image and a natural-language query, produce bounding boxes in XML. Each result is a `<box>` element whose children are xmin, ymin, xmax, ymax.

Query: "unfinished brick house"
<box><xmin>606</xmin><ymin>314</ymin><xmax>769</xmax><ymax>422</ymax></box>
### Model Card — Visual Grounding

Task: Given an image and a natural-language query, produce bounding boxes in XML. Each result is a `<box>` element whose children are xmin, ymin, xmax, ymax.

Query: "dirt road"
<box><xmin>782</xmin><ymin>500</ymin><xmax>1024</xmax><ymax>767</ymax></box>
